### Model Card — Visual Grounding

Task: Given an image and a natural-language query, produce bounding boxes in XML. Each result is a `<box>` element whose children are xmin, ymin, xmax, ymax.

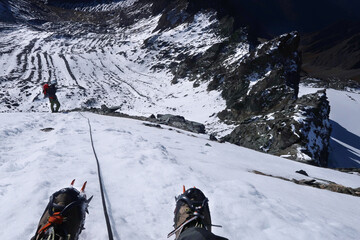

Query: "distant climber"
<box><xmin>43</xmin><ymin>83</ymin><xmax>60</xmax><ymax>112</ymax></box>
<box><xmin>168</xmin><ymin>186</ymin><xmax>228</xmax><ymax>240</ymax></box>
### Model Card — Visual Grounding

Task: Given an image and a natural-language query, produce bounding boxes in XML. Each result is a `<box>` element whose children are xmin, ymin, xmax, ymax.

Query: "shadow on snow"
<box><xmin>328</xmin><ymin>120</ymin><xmax>360</xmax><ymax>168</ymax></box>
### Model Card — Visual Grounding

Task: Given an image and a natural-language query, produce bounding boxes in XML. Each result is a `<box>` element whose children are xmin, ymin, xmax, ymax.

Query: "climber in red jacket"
<box><xmin>43</xmin><ymin>83</ymin><xmax>61</xmax><ymax>112</ymax></box>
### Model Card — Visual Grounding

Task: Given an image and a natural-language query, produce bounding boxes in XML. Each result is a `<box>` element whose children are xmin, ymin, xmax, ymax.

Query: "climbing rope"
<box><xmin>79</xmin><ymin>112</ymin><xmax>114</xmax><ymax>240</ymax></box>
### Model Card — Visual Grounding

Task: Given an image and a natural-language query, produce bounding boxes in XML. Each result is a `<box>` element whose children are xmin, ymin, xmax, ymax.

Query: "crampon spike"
<box><xmin>70</xmin><ymin>179</ymin><xmax>75</xmax><ymax>186</ymax></box>
<box><xmin>81</xmin><ymin>181</ymin><xmax>87</xmax><ymax>192</ymax></box>
<box><xmin>85</xmin><ymin>196</ymin><xmax>93</xmax><ymax>214</ymax></box>
<box><xmin>212</xmin><ymin>224</ymin><xmax>223</xmax><ymax>228</ymax></box>
<box><xmin>183</xmin><ymin>185</ymin><xmax>186</xmax><ymax>193</ymax></box>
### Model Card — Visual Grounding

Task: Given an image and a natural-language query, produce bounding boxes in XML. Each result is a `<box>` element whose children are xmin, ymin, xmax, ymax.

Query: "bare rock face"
<box><xmin>222</xmin><ymin>88</ymin><xmax>331</xmax><ymax>166</ymax></box>
<box><xmin>156</xmin><ymin>114</ymin><xmax>205</xmax><ymax>134</ymax></box>
<box><xmin>292</xmin><ymin>90</ymin><xmax>331</xmax><ymax>166</ymax></box>
<box><xmin>214</xmin><ymin>32</ymin><xmax>331</xmax><ymax>166</ymax></box>
<box><xmin>218</xmin><ymin>32</ymin><xmax>301</xmax><ymax>121</ymax></box>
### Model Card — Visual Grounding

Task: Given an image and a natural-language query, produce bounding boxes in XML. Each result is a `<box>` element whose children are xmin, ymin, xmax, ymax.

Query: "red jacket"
<box><xmin>43</xmin><ymin>84</ymin><xmax>56</xmax><ymax>99</ymax></box>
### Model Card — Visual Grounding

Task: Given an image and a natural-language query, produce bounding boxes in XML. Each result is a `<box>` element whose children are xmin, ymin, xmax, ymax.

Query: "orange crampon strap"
<box><xmin>37</xmin><ymin>212</ymin><xmax>64</xmax><ymax>234</ymax></box>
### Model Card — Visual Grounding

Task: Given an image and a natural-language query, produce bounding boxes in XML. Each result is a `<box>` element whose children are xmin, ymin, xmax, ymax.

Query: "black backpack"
<box><xmin>47</xmin><ymin>84</ymin><xmax>57</xmax><ymax>97</ymax></box>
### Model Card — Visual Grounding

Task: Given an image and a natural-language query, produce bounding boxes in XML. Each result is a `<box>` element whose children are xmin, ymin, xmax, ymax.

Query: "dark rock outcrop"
<box><xmin>69</xmin><ymin>107</ymin><xmax>205</xmax><ymax>134</ymax></box>
<box><xmin>253</xmin><ymin>170</ymin><xmax>360</xmax><ymax>197</ymax></box>
<box><xmin>223</xmin><ymin>90</ymin><xmax>331</xmax><ymax>166</ymax></box>
<box><xmin>213</xmin><ymin>32</ymin><xmax>331</xmax><ymax>166</ymax></box>
<box><xmin>219</xmin><ymin>32</ymin><xmax>301</xmax><ymax>122</ymax></box>
<box><xmin>156</xmin><ymin>114</ymin><xmax>205</xmax><ymax>134</ymax></box>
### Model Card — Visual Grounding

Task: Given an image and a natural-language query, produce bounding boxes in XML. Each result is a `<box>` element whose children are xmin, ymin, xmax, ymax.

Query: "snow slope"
<box><xmin>0</xmin><ymin>112</ymin><xmax>359</xmax><ymax>240</ymax></box>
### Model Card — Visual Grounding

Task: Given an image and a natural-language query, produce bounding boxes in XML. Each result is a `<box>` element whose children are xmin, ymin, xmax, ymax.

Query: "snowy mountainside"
<box><xmin>0</xmin><ymin>0</ymin><xmax>356</xmax><ymax>167</ymax></box>
<box><xmin>0</xmin><ymin>0</ymin><xmax>231</xmax><ymax>132</ymax></box>
<box><xmin>0</xmin><ymin>112</ymin><xmax>359</xmax><ymax>240</ymax></box>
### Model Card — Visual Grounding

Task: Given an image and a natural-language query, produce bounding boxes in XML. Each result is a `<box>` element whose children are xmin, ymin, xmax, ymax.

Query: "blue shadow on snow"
<box><xmin>328</xmin><ymin>120</ymin><xmax>360</xmax><ymax>168</ymax></box>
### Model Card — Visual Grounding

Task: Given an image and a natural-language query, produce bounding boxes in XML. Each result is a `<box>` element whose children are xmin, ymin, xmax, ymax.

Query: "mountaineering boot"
<box><xmin>168</xmin><ymin>186</ymin><xmax>228</xmax><ymax>240</ymax></box>
<box><xmin>174</xmin><ymin>187</ymin><xmax>211</xmax><ymax>236</ymax></box>
<box><xmin>31</xmin><ymin>181</ymin><xmax>92</xmax><ymax>240</ymax></box>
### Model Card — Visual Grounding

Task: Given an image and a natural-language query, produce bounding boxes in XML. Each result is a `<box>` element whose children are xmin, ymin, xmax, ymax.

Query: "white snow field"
<box><xmin>0</xmin><ymin>112</ymin><xmax>359</xmax><ymax>240</ymax></box>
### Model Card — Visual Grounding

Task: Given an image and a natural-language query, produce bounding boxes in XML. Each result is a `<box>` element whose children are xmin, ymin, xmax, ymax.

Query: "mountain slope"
<box><xmin>0</xmin><ymin>0</ymin><xmax>228</xmax><ymax>127</ymax></box>
<box><xmin>0</xmin><ymin>112</ymin><xmax>359</xmax><ymax>240</ymax></box>
<box><xmin>300</xmin><ymin>21</ymin><xmax>360</xmax><ymax>83</ymax></box>
<box><xmin>0</xmin><ymin>0</ymin><xmax>336</xmax><ymax>166</ymax></box>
